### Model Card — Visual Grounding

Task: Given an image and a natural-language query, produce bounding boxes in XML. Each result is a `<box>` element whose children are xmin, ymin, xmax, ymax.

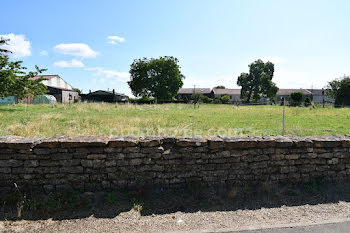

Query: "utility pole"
<box><xmin>282</xmin><ymin>97</ymin><xmax>285</xmax><ymax>136</ymax></box>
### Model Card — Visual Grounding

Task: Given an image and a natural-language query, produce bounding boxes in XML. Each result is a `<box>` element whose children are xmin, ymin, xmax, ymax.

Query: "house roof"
<box><xmin>89</xmin><ymin>90</ymin><xmax>128</xmax><ymax>97</ymax></box>
<box><xmin>277</xmin><ymin>89</ymin><xmax>312</xmax><ymax>96</ymax></box>
<box><xmin>30</xmin><ymin>75</ymin><xmax>60</xmax><ymax>81</ymax></box>
<box><xmin>212</xmin><ymin>88</ymin><xmax>241</xmax><ymax>95</ymax></box>
<box><xmin>178</xmin><ymin>88</ymin><xmax>211</xmax><ymax>94</ymax></box>
<box><xmin>307</xmin><ymin>89</ymin><xmax>325</xmax><ymax>96</ymax></box>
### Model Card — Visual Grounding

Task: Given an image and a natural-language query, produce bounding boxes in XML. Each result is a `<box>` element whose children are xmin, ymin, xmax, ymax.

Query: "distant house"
<box><xmin>82</xmin><ymin>90</ymin><xmax>128</xmax><ymax>103</ymax></box>
<box><xmin>30</xmin><ymin>75</ymin><xmax>79</xmax><ymax>104</ymax></box>
<box><xmin>307</xmin><ymin>89</ymin><xmax>334</xmax><ymax>103</ymax></box>
<box><xmin>211</xmin><ymin>88</ymin><xmax>241</xmax><ymax>102</ymax></box>
<box><xmin>275</xmin><ymin>89</ymin><xmax>313</xmax><ymax>102</ymax></box>
<box><xmin>177</xmin><ymin>88</ymin><xmax>212</xmax><ymax>101</ymax></box>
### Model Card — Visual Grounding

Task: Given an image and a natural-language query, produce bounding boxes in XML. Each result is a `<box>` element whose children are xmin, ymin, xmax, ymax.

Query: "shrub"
<box><xmin>200</xmin><ymin>95</ymin><xmax>213</xmax><ymax>103</ymax></box>
<box><xmin>137</xmin><ymin>96</ymin><xmax>155</xmax><ymax>104</ymax></box>
<box><xmin>289</xmin><ymin>92</ymin><xmax>303</xmax><ymax>106</ymax></box>
<box><xmin>304</xmin><ymin>97</ymin><xmax>312</xmax><ymax>107</ymax></box>
<box><xmin>220</xmin><ymin>94</ymin><xmax>230</xmax><ymax>104</ymax></box>
<box><xmin>213</xmin><ymin>99</ymin><xmax>221</xmax><ymax>104</ymax></box>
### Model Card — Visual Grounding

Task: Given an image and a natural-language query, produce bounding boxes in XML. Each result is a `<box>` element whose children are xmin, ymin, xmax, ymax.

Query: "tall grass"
<box><xmin>0</xmin><ymin>103</ymin><xmax>348</xmax><ymax>137</ymax></box>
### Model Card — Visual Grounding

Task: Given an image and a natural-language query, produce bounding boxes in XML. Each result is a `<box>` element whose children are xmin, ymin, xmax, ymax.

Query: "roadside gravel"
<box><xmin>2</xmin><ymin>201</ymin><xmax>350</xmax><ymax>233</ymax></box>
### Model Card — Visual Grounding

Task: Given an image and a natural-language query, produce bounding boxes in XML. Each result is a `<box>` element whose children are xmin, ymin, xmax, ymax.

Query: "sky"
<box><xmin>1</xmin><ymin>0</ymin><xmax>350</xmax><ymax>96</ymax></box>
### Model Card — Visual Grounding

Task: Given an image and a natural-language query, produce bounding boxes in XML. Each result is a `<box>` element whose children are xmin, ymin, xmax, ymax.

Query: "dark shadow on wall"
<box><xmin>1</xmin><ymin>180</ymin><xmax>350</xmax><ymax>221</ymax></box>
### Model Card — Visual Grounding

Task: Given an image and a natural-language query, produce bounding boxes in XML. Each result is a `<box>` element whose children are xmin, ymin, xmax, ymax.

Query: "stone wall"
<box><xmin>1</xmin><ymin>135</ymin><xmax>350</xmax><ymax>193</ymax></box>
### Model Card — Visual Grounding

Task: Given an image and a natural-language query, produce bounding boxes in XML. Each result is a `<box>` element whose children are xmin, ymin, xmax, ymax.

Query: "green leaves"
<box><xmin>128</xmin><ymin>56</ymin><xmax>185</xmax><ymax>101</ymax></box>
<box><xmin>327</xmin><ymin>75</ymin><xmax>350</xmax><ymax>107</ymax></box>
<box><xmin>0</xmin><ymin>38</ymin><xmax>48</xmax><ymax>101</ymax></box>
<box><xmin>237</xmin><ymin>59</ymin><xmax>278</xmax><ymax>103</ymax></box>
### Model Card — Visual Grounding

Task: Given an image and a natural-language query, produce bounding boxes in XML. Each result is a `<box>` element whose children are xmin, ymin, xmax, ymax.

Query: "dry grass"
<box><xmin>0</xmin><ymin>103</ymin><xmax>349</xmax><ymax>137</ymax></box>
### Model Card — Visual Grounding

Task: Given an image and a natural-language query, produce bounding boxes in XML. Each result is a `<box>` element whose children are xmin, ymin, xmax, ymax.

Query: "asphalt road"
<box><xmin>233</xmin><ymin>221</ymin><xmax>350</xmax><ymax>233</ymax></box>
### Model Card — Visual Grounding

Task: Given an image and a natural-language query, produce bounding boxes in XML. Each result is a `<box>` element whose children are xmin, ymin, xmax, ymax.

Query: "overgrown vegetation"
<box><xmin>0</xmin><ymin>103</ymin><xmax>349</xmax><ymax>137</ymax></box>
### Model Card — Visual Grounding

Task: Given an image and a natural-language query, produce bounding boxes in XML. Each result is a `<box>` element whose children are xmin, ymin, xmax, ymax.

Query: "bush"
<box><xmin>304</xmin><ymin>97</ymin><xmax>312</xmax><ymax>107</ymax></box>
<box><xmin>200</xmin><ymin>95</ymin><xmax>213</xmax><ymax>103</ymax></box>
<box><xmin>220</xmin><ymin>94</ymin><xmax>230</xmax><ymax>104</ymax></box>
<box><xmin>135</xmin><ymin>96</ymin><xmax>156</xmax><ymax>104</ymax></box>
<box><xmin>213</xmin><ymin>99</ymin><xmax>221</xmax><ymax>104</ymax></box>
<box><xmin>289</xmin><ymin>92</ymin><xmax>303</xmax><ymax>106</ymax></box>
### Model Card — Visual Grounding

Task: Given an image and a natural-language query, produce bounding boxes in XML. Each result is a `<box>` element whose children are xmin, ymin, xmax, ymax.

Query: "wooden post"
<box><xmin>282</xmin><ymin>98</ymin><xmax>285</xmax><ymax>136</ymax></box>
<box><xmin>193</xmin><ymin>85</ymin><xmax>196</xmax><ymax>109</ymax></box>
<box><xmin>322</xmin><ymin>88</ymin><xmax>325</xmax><ymax>108</ymax></box>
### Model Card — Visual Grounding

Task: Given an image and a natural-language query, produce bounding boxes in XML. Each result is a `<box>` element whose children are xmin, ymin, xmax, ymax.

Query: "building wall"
<box><xmin>312</xmin><ymin>95</ymin><xmax>334</xmax><ymax>103</ymax></box>
<box><xmin>62</xmin><ymin>91</ymin><xmax>79</xmax><ymax>104</ymax></box>
<box><xmin>42</xmin><ymin>76</ymin><xmax>72</xmax><ymax>90</ymax></box>
<box><xmin>0</xmin><ymin>135</ymin><xmax>350</xmax><ymax>193</ymax></box>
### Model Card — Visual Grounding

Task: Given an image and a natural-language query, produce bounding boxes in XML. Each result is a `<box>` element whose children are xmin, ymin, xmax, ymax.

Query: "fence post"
<box><xmin>282</xmin><ymin>98</ymin><xmax>285</xmax><ymax>136</ymax></box>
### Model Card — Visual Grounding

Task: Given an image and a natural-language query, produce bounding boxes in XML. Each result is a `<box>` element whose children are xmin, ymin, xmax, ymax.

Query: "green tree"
<box><xmin>237</xmin><ymin>59</ymin><xmax>278</xmax><ymax>103</ymax></box>
<box><xmin>327</xmin><ymin>75</ymin><xmax>350</xmax><ymax>107</ymax></box>
<box><xmin>72</xmin><ymin>88</ymin><xmax>82</xmax><ymax>95</ymax></box>
<box><xmin>289</xmin><ymin>92</ymin><xmax>303</xmax><ymax>106</ymax></box>
<box><xmin>215</xmin><ymin>85</ymin><xmax>225</xmax><ymax>89</ymax></box>
<box><xmin>0</xmin><ymin>38</ymin><xmax>47</xmax><ymax>102</ymax></box>
<box><xmin>128</xmin><ymin>56</ymin><xmax>185</xmax><ymax>101</ymax></box>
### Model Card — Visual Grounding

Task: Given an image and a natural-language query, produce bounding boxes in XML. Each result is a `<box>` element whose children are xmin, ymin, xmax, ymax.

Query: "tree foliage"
<box><xmin>327</xmin><ymin>75</ymin><xmax>350</xmax><ymax>107</ymax></box>
<box><xmin>220</xmin><ymin>94</ymin><xmax>230</xmax><ymax>104</ymax></box>
<box><xmin>289</xmin><ymin>92</ymin><xmax>303</xmax><ymax>106</ymax></box>
<box><xmin>0</xmin><ymin>38</ymin><xmax>47</xmax><ymax>102</ymax></box>
<box><xmin>215</xmin><ymin>85</ymin><xmax>225</xmax><ymax>89</ymax></box>
<box><xmin>237</xmin><ymin>59</ymin><xmax>278</xmax><ymax>103</ymax></box>
<box><xmin>304</xmin><ymin>97</ymin><xmax>312</xmax><ymax>107</ymax></box>
<box><xmin>128</xmin><ymin>56</ymin><xmax>185</xmax><ymax>100</ymax></box>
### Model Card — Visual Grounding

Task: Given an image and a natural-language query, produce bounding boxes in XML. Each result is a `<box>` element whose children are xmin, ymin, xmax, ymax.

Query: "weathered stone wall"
<box><xmin>1</xmin><ymin>135</ymin><xmax>350</xmax><ymax>193</ymax></box>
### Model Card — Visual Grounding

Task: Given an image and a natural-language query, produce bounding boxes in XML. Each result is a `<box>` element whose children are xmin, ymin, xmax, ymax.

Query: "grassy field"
<box><xmin>0</xmin><ymin>103</ymin><xmax>349</xmax><ymax>137</ymax></box>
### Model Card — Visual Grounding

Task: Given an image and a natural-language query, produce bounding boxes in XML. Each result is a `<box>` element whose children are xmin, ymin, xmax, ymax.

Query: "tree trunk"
<box><xmin>246</xmin><ymin>88</ymin><xmax>253</xmax><ymax>103</ymax></box>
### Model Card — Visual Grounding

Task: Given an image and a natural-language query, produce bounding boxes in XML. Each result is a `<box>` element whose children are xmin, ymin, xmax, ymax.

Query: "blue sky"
<box><xmin>1</xmin><ymin>0</ymin><xmax>350</xmax><ymax>96</ymax></box>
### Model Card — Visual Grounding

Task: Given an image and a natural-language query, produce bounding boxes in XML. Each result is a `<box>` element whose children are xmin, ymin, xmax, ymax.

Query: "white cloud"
<box><xmin>40</xmin><ymin>50</ymin><xmax>48</xmax><ymax>56</ymax></box>
<box><xmin>107</xmin><ymin>35</ymin><xmax>125</xmax><ymax>44</ymax></box>
<box><xmin>53</xmin><ymin>43</ymin><xmax>98</xmax><ymax>58</ymax></box>
<box><xmin>53</xmin><ymin>59</ymin><xmax>84</xmax><ymax>68</ymax></box>
<box><xmin>86</xmin><ymin>67</ymin><xmax>129</xmax><ymax>81</ymax></box>
<box><xmin>0</xmin><ymin>33</ymin><xmax>31</xmax><ymax>58</ymax></box>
